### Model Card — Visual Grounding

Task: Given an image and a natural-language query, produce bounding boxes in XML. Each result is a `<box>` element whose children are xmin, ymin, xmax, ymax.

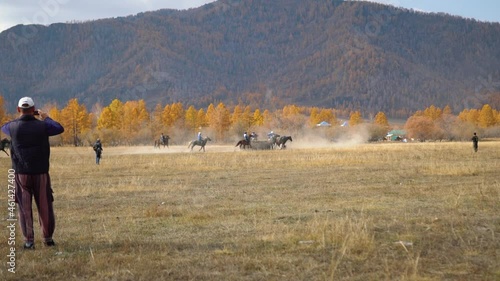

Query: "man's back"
<box><xmin>8</xmin><ymin>116</ymin><xmax>51</xmax><ymax>174</ymax></box>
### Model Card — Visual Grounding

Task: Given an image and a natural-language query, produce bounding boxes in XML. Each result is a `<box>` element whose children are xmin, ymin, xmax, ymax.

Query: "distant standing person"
<box><xmin>471</xmin><ymin>132</ymin><xmax>479</xmax><ymax>152</ymax></box>
<box><xmin>1</xmin><ymin>97</ymin><xmax>64</xmax><ymax>249</ymax></box>
<box><xmin>93</xmin><ymin>139</ymin><xmax>103</xmax><ymax>164</ymax></box>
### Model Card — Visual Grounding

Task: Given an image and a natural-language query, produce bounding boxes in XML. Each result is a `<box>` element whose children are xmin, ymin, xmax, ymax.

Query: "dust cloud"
<box><xmin>100</xmin><ymin>126</ymin><xmax>373</xmax><ymax>156</ymax></box>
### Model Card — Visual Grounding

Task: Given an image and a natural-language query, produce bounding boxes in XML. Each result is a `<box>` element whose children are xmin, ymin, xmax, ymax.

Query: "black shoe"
<box><xmin>24</xmin><ymin>242</ymin><xmax>35</xmax><ymax>249</ymax></box>
<box><xmin>44</xmin><ymin>239</ymin><xmax>56</xmax><ymax>247</ymax></box>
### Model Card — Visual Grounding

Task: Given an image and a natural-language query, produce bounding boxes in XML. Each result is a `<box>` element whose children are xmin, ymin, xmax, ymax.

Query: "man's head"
<box><xmin>17</xmin><ymin>97</ymin><xmax>36</xmax><ymax>115</ymax></box>
<box><xmin>474</xmin><ymin>132</ymin><xmax>477</xmax><ymax>136</ymax></box>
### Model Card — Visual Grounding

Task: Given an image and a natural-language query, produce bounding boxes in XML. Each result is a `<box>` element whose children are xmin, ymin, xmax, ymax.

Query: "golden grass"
<box><xmin>1</xmin><ymin>141</ymin><xmax>499</xmax><ymax>280</ymax></box>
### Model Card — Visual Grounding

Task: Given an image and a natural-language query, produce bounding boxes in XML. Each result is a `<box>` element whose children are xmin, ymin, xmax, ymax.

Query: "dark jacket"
<box><xmin>1</xmin><ymin>115</ymin><xmax>64</xmax><ymax>174</ymax></box>
<box><xmin>93</xmin><ymin>141</ymin><xmax>103</xmax><ymax>156</ymax></box>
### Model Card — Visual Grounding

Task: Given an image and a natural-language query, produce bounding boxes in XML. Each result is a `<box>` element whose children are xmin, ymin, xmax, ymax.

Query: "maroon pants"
<box><xmin>15</xmin><ymin>173</ymin><xmax>55</xmax><ymax>243</ymax></box>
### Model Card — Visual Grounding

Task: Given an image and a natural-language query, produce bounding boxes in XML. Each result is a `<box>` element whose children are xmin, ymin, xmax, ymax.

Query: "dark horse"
<box><xmin>1</xmin><ymin>138</ymin><xmax>11</xmax><ymax>156</ymax></box>
<box><xmin>154</xmin><ymin>135</ymin><xmax>170</xmax><ymax>148</ymax></box>
<box><xmin>188</xmin><ymin>137</ymin><xmax>211</xmax><ymax>152</ymax></box>
<box><xmin>275</xmin><ymin>136</ymin><xmax>293</xmax><ymax>149</ymax></box>
<box><xmin>235</xmin><ymin>139</ymin><xmax>252</xmax><ymax>149</ymax></box>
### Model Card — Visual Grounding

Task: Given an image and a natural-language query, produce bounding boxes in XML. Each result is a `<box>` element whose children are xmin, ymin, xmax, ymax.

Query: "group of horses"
<box><xmin>1</xmin><ymin>134</ymin><xmax>291</xmax><ymax>156</ymax></box>
<box><xmin>235</xmin><ymin>135</ymin><xmax>292</xmax><ymax>150</ymax></box>
<box><xmin>151</xmin><ymin>134</ymin><xmax>291</xmax><ymax>152</ymax></box>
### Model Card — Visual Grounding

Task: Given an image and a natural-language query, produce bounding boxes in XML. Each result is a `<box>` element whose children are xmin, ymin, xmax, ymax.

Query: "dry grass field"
<box><xmin>1</xmin><ymin>140</ymin><xmax>499</xmax><ymax>280</ymax></box>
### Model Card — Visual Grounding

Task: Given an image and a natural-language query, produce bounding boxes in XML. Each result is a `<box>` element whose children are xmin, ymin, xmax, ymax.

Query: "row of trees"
<box><xmin>404</xmin><ymin>104</ymin><xmax>499</xmax><ymax>141</ymax></box>
<box><xmin>0</xmin><ymin>96</ymin><xmax>498</xmax><ymax>145</ymax></box>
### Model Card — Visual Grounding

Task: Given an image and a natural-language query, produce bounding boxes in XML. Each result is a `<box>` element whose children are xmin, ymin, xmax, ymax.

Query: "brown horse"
<box><xmin>1</xmin><ymin>138</ymin><xmax>10</xmax><ymax>156</ymax></box>
<box><xmin>154</xmin><ymin>135</ymin><xmax>170</xmax><ymax>148</ymax></box>
<box><xmin>235</xmin><ymin>139</ymin><xmax>252</xmax><ymax>149</ymax></box>
<box><xmin>275</xmin><ymin>136</ymin><xmax>293</xmax><ymax>149</ymax></box>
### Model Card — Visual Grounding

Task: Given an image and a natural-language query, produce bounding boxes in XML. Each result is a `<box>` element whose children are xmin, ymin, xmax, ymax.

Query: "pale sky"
<box><xmin>1</xmin><ymin>0</ymin><xmax>499</xmax><ymax>33</ymax></box>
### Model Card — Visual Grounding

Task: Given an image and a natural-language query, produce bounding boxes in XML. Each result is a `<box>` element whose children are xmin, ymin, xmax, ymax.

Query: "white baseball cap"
<box><xmin>18</xmin><ymin>97</ymin><xmax>35</xmax><ymax>108</ymax></box>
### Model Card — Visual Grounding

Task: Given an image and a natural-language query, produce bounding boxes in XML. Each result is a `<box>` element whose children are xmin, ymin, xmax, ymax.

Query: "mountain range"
<box><xmin>1</xmin><ymin>0</ymin><xmax>499</xmax><ymax>117</ymax></box>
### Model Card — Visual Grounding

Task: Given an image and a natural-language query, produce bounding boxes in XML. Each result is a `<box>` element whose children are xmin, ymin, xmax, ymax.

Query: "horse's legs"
<box><xmin>1</xmin><ymin>149</ymin><xmax>8</xmax><ymax>156</ymax></box>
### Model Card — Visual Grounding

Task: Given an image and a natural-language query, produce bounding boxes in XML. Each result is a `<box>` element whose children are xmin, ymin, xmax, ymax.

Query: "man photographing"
<box><xmin>1</xmin><ymin>97</ymin><xmax>64</xmax><ymax>249</ymax></box>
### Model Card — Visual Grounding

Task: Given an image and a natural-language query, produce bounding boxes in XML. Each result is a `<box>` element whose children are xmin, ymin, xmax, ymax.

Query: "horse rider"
<box><xmin>267</xmin><ymin>131</ymin><xmax>276</xmax><ymax>140</ymax></box>
<box><xmin>243</xmin><ymin>131</ymin><xmax>250</xmax><ymax>143</ymax></box>
<box><xmin>250</xmin><ymin>132</ymin><xmax>258</xmax><ymax>141</ymax></box>
<box><xmin>197</xmin><ymin>131</ymin><xmax>202</xmax><ymax>141</ymax></box>
<box><xmin>160</xmin><ymin>133</ymin><xmax>166</xmax><ymax>144</ymax></box>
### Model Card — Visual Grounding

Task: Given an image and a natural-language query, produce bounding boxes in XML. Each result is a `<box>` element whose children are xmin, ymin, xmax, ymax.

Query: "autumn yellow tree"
<box><xmin>458</xmin><ymin>109</ymin><xmax>480</xmax><ymax>125</ymax></box>
<box><xmin>197</xmin><ymin>108</ymin><xmax>208</xmax><ymax>129</ymax></box>
<box><xmin>60</xmin><ymin>98</ymin><xmax>91</xmax><ymax>146</ymax></box>
<box><xmin>308</xmin><ymin>107</ymin><xmax>335</xmax><ymax>127</ymax></box>
<box><xmin>96</xmin><ymin>99</ymin><xmax>125</xmax><ymax>144</ymax></box>
<box><xmin>241</xmin><ymin>106</ymin><xmax>253</xmax><ymax>129</ymax></box>
<box><xmin>230</xmin><ymin>105</ymin><xmax>247</xmax><ymax>134</ymax></box>
<box><xmin>231</xmin><ymin>105</ymin><xmax>243</xmax><ymax>125</ymax></box>
<box><xmin>405</xmin><ymin>116</ymin><xmax>443</xmax><ymax>141</ymax></box>
<box><xmin>373</xmin><ymin>111</ymin><xmax>389</xmax><ymax>127</ymax></box>
<box><xmin>161</xmin><ymin>103</ymin><xmax>184</xmax><ymax>128</ymax></box>
<box><xmin>185</xmin><ymin>105</ymin><xmax>198</xmax><ymax>132</ymax></box>
<box><xmin>479</xmin><ymin>104</ymin><xmax>496</xmax><ymax>127</ymax></box>
<box><xmin>169</xmin><ymin>102</ymin><xmax>185</xmax><ymax>127</ymax></box>
<box><xmin>423</xmin><ymin>105</ymin><xmax>442</xmax><ymax>121</ymax></box>
<box><xmin>150</xmin><ymin>103</ymin><xmax>164</xmax><ymax>138</ymax></box>
<box><xmin>349</xmin><ymin>111</ymin><xmax>363</xmax><ymax>126</ymax></box>
<box><xmin>97</xmin><ymin>99</ymin><xmax>124</xmax><ymax>130</ymax></box>
<box><xmin>122</xmin><ymin>100</ymin><xmax>150</xmax><ymax>143</ymax></box>
<box><xmin>48</xmin><ymin>106</ymin><xmax>61</xmax><ymax>122</ymax></box>
<box><xmin>205</xmin><ymin>103</ymin><xmax>216</xmax><ymax>129</ymax></box>
<box><xmin>308</xmin><ymin>107</ymin><xmax>320</xmax><ymax>127</ymax></box>
<box><xmin>443</xmin><ymin>105</ymin><xmax>452</xmax><ymax>115</ymax></box>
<box><xmin>317</xmin><ymin>108</ymin><xmax>336</xmax><ymax>125</ymax></box>
<box><xmin>282</xmin><ymin>105</ymin><xmax>301</xmax><ymax>118</ymax></box>
<box><xmin>368</xmin><ymin>111</ymin><xmax>390</xmax><ymax>141</ymax></box>
<box><xmin>262</xmin><ymin>109</ymin><xmax>273</xmax><ymax>128</ymax></box>
<box><xmin>209</xmin><ymin>102</ymin><xmax>231</xmax><ymax>140</ymax></box>
<box><xmin>252</xmin><ymin>109</ymin><xmax>264</xmax><ymax>126</ymax></box>
<box><xmin>281</xmin><ymin>104</ymin><xmax>305</xmax><ymax>130</ymax></box>
<box><xmin>161</xmin><ymin>104</ymin><xmax>172</xmax><ymax>127</ymax></box>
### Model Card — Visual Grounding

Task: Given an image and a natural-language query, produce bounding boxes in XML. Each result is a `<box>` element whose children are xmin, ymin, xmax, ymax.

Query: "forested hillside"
<box><xmin>1</xmin><ymin>0</ymin><xmax>499</xmax><ymax>117</ymax></box>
